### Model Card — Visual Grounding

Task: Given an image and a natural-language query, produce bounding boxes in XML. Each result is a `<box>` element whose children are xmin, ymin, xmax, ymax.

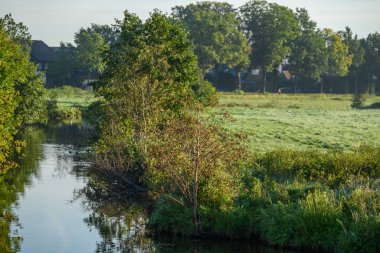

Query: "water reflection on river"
<box><xmin>1</xmin><ymin>123</ymin><xmax>297</xmax><ymax>253</ymax></box>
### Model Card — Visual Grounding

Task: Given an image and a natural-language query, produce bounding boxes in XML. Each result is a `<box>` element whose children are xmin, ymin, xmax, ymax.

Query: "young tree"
<box><xmin>146</xmin><ymin>115</ymin><xmax>245</xmax><ymax>235</ymax></box>
<box><xmin>240</xmin><ymin>0</ymin><xmax>300</xmax><ymax>92</ymax></box>
<box><xmin>172</xmin><ymin>1</ymin><xmax>250</xmax><ymax>89</ymax></box>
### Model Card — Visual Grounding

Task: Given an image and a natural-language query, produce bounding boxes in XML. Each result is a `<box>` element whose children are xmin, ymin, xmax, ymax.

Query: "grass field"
<box><xmin>48</xmin><ymin>86</ymin><xmax>97</xmax><ymax>109</ymax></box>
<box><xmin>47</xmin><ymin>86</ymin><xmax>97</xmax><ymax>120</ymax></box>
<box><xmin>48</xmin><ymin>88</ymin><xmax>380</xmax><ymax>152</ymax></box>
<box><xmin>211</xmin><ymin>93</ymin><xmax>380</xmax><ymax>152</ymax></box>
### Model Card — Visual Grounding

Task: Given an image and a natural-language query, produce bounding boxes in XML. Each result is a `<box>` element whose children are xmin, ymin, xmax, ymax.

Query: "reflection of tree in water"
<box><xmin>79</xmin><ymin>181</ymin><xmax>298</xmax><ymax>253</ymax></box>
<box><xmin>44</xmin><ymin>121</ymin><xmax>96</xmax><ymax>147</ymax></box>
<box><xmin>0</xmin><ymin>122</ymin><xmax>94</xmax><ymax>252</ymax></box>
<box><xmin>78</xmin><ymin>181</ymin><xmax>156</xmax><ymax>253</ymax></box>
<box><xmin>0</xmin><ymin>127</ymin><xmax>45</xmax><ymax>252</ymax></box>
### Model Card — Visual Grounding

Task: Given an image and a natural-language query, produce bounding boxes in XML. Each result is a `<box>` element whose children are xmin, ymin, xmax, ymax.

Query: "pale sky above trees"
<box><xmin>0</xmin><ymin>0</ymin><xmax>379</xmax><ymax>46</ymax></box>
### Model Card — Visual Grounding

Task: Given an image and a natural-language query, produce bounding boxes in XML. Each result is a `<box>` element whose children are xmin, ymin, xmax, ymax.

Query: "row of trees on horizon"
<box><xmin>47</xmin><ymin>0</ymin><xmax>380</xmax><ymax>94</ymax></box>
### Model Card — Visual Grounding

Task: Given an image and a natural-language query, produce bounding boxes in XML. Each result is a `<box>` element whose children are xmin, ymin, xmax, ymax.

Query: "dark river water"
<box><xmin>1</xmin><ymin>123</ymin><xmax>299</xmax><ymax>253</ymax></box>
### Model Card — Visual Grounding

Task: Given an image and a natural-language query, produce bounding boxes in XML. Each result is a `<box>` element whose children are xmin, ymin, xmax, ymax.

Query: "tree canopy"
<box><xmin>172</xmin><ymin>1</ymin><xmax>250</xmax><ymax>75</ymax></box>
<box><xmin>240</xmin><ymin>0</ymin><xmax>300</xmax><ymax>91</ymax></box>
<box><xmin>288</xmin><ymin>8</ymin><xmax>327</xmax><ymax>82</ymax></box>
<box><xmin>74</xmin><ymin>27</ymin><xmax>109</xmax><ymax>79</ymax></box>
<box><xmin>0</xmin><ymin>23</ymin><xmax>46</xmax><ymax>172</ymax></box>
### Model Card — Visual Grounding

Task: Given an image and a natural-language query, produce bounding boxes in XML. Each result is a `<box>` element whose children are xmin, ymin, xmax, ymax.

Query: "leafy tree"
<box><xmin>323</xmin><ymin>29</ymin><xmax>352</xmax><ymax>77</ymax></box>
<box><xmin>339</xmin><ymin>27</ymin><xmax>365</xmax><ymax>93</ymax></box>
<box><xmin>172</xmin><ymin>1</ymin><xmax>250</xmax><ymax>89</ymax></box>
<box><xmin>322</xmin><ymin>28</ymin><xmax>352</xmax><ymax>93</ymax></box>
<box><xmin>240</xmin><ymin>0</ymin><xmax>300</xmax><ymax>92</ymax></box>
<box><xmin>87</xmin><ymin>23</ymin><xmax>119</xmax><ymax>46</ymax></box>
<box><xmin>0</xmin><ymin>16</ymin><xmax>47</xmax><ymax>171</ymax></box>
<box><xmin>47</xmin><ymin>42</ymin><xmax>79</xmax><ymax>86</ymax></box>
<box><xmin>74</xmin><ymin>28</ymin><xmax>109</xmax><ymax>81</ymax></box>
<box><xmin>0</xmin><ymin>28</ymin><xmax>37</xmax><ymax>171</ymax></box>
<box><xmin>363</xmin><ymin>32</ymin><xmax>380</xmax><ymax>93</ymax></box>
<box><xmin>146</xmin><ymin>115</ymin><xmax>245</xmax><ymax>235</ymax></box>
<box><xmin>288</xmin><ymin>8</ymin><xmax>327</xmax><ymax>89</ymax></box>
<box><xmin>95</xmin><ymin>10</ymin><xmax>199</xmax><ymax>184</ymax></box>
<box><xmin>0</xmin><ymin>13</ymin><xmax>31</xmax><ymax>51</ymax></box>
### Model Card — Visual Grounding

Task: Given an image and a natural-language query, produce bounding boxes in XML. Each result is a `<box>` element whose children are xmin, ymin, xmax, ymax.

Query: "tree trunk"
<box><xmin>236</xmin><ymin>69</ymin><xmax>242</xmax><ymax>90</ymax></box>
<box><xmin>193</xmin><ymin>173</ymin><xmax>199</xmax><ymax>236</ymax></box>
<box><xmin>214</xmin><ymin>64</ymin><xmax>219</xmax><ymax>89</ymax></box>
<box><xmin>263</xmin><ymin>70</ymin><xmax>267</xmax><ymax>93</ymax></box>
<box><xmin>193</xmin><ymin>129</ymin><xmax>201</xmax><ymax>236</ymax></box>
<box><xmin>346</xmin><ymin>76</ymin><xmax>349</xmax><ymax>94</ymax></box>
<box><xmin>273</xmin><ymin>68</ymin><xmax>280</xmax><ymax>93</ymax></box>
<box><xmin>355</xmin><ymin>75</ymin><xmax>358</xmax><ymax>93</ymax></box>
<box><xmin>320</xmin><ymin>77</ymin><xmax>324</xmax><ymax>94</ymax></box>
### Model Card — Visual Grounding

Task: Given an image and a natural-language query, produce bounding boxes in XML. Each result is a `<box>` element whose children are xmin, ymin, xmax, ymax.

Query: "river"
<box><xmin>1</xmin><ymin>123</ymin><xmax>299</xmax><ymax>253</ymax></box>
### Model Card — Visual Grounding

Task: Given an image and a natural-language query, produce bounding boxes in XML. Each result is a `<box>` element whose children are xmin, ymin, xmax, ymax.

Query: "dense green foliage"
<box><xmin>0</xmin><ymin>20</ymin><xmax>46</xmax><ymax>172</ymax></box>
<box><xmin>240</xmin><ymin>0</ymin><xmax>300</xmax><ymax>92</ymax></box>
<box><xmin>172</xmin><ymin>1</ymin><xmax>250</xmax><ymax>89</ymax></box>
<box><xmin>288</xmin><ymin>8</ymin><xmax>327</xmax><ymax>83</ymax></box>
<box><xmin>74</xmin><ymin>27</ymin><xmax>109</xmax><ymax>80</ymax></box>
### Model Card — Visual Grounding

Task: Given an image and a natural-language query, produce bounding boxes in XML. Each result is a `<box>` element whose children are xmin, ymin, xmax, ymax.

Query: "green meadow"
<box><xmin>47</xmin><ymin>86</ymin><xmax>97</xmax><ymax>120</ymax></box>
<box><xmin>212</xmin><ymin>93</ymin><xmax>380</xmax><ymax>152</ymax></box>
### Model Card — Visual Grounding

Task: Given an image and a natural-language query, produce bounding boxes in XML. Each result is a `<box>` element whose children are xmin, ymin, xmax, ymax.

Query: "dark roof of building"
<box><xmin>31</xmin><ymin>40</ymin><xmax>55</xmax><ymax>62</ymax></box>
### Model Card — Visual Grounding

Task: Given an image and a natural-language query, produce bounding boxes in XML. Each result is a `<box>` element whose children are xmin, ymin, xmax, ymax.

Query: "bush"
<box><xmin>192</xmin><ymin>79</ymin><xmax>219</xmax><ymax>106</ymax></box>
<box><xmin>149</xmin><ymin>198</ymin><xmax>195</xmax><ymax>236</ymax></box>
<box><xmin>351</xmin><ymin>93</ymin><xmax>364</xmax><ymax>108</ymax></box>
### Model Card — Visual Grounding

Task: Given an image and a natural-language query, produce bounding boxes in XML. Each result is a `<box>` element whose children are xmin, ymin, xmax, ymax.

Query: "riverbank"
<box><xmin>46</xmin><ymin>86</ymin><xmax>97</xmax><ymax>121</ymax></box>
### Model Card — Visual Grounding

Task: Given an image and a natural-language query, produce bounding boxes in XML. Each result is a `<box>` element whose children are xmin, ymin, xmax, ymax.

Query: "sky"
<box><xmin>0</xmin><ymin>0</ymin><xmax>379</xmax><ymax>46</ymax></box>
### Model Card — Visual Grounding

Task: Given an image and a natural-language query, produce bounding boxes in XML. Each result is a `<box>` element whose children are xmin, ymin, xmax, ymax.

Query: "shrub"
<box><xmin>351</xmin><ymin>93</ymin><xmax>364</xmax><ymax>108</ymax></box>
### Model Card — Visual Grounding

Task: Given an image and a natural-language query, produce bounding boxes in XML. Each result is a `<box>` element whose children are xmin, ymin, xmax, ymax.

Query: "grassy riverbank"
<box><xmin>84</xmin><ymin>91</ymin><xmax>380</xmax><ymax>252</ymax></box>
<box><xmin>149</xmin><ymin>147</ymin><xmax>380</xmax><ymax>252</ymax></box>
<box><xmin>47</xmin><ymin>86</ymin><xmax>97</xmax><ymax>121</ymax></box>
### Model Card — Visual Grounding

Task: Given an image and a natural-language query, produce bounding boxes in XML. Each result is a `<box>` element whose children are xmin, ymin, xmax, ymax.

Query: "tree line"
<box><xmin>49</xmin><ymin>0</ymin><xmax>380</xmax><ymax>94</ymax></box>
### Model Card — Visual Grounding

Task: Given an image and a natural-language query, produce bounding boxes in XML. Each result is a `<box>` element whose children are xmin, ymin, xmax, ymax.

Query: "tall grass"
<box><xmin>149</xmin><ymin>147</ymin><xmax>380</xmax><ymax>252</ymax></box>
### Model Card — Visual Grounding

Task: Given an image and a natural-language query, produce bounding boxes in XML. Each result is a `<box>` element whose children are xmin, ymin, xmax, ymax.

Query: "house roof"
<box><xmin>31</xmin><ymin>40</ymin><xmax>55</xmax><ymax>63</ymax></box>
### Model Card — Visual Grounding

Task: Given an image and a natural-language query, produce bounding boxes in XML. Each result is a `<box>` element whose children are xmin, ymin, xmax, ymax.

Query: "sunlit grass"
<box><xmin>211</xmin><ymin>93</ymin><xmax>380</xmax><ymax>152</ymax></box>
